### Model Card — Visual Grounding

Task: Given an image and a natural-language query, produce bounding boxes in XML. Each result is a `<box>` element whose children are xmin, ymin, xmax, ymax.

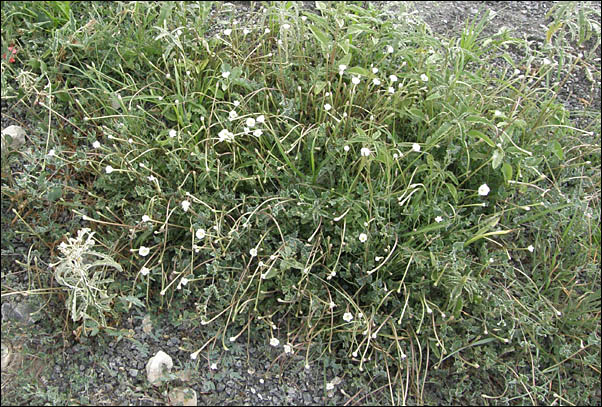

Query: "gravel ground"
<box><xmin>1</xmin><ymin>1</ymin><xmax>600</xmax><ymax>406</ymax></box>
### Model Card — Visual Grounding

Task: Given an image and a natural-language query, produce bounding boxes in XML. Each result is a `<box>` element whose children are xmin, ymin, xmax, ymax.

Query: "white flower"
<box><xmin>140</xmin><ymin>267</ymin><xmax>150</xmax><ymax>276</ymax></box>
<box><xmin>338</xmin><ymin>64</ymin><xmax>347</xmax><ymax>72</ymax></box>
<box><xmin>233</xmin><ymin>100</ymin><xmax>240</xmax><ymax>107</ymax></box>
<box><xmin>543</xmin><ymin>57</ymin><xmax>551</xmax><ymax>65</ymax></box>
<box><xmin>329</xmin><ymin>301</ymin><xmax>336</xmax><ymax>309</ymax></box>
<box><xmin>92</xmin><ymin>141</ymin><xmax>101</xmax><ymax>148</ymax></box>
<box><xmin>420</xmin><ymin>73</ymin><xmax>429</xmax><ymax>82</ymax></box>
<box><xmin>352</xmin><ymin>76</ymin><xmax>360</xmax><ymax>85</ymax></box>
<box><xmin>264</xmin><ymin>28</ymin><xmax>270</xmax><ymax>34</ymax></box>
<box><xmin>105</xmin><ymin>165</ymin><xmax>114</xmax><ymax>174</ymax></box>
<box><xmin>222</xmin><ymin>71</ymin><xmax>231</xmax><ymax>79</ymax></box>
<box><xmin>169</xmin><ymin>129</ymin><xmax>177</xmax><ymax>138</ymax></box>
<box><xmin>478</xmin><ymin>184</ymin><xmax>490</xmax><ymax>196</ymax></box>
<box><xmin>190</xmin><ymin>351</ymin><xmax>199</xmax><ymax>360</ymax></box>
<box><xmin>412</xmin><ymin>143</ymin><xmax>421</xmax><ymax>152</ymax></box>
<box><xmin>147</xmin><ymin>175</ymin><xmax>157</xmax><ymax>182</ymax></box>
<box><xmin>256</xmin><ymin>114</ymin><xmax>265</xmax><ymax>123</ymax></box>
<box><xmin>218</xmin><ymin>129</ymin><xmax>234</xmax><ymax>143</ymax></box>
<box><xmin>389</xmin><ymin>74</ymin><xmax>398</xmax><ymax>82</ymax></box>
<box><xmin>229</xmin><ymin>336</ymin><xmax>237</xmax><ymax>342</ymax></box>
<box><xmin>253</xmin><ymin>129</ymin><xmax>263</xmax><ymax>137</ymax></box>
<box><xmin>388</xmin><ymin>86</ymin><xmax>395</xmax><ymax>93</ymax></box>
<box><xmin>527</xmin><ymin>245</ymin><xmax>534</xmax><ymax>253</ymax></box>
<box><xmin>372</xmin><ymin>67</ymin><xmax>379</xmax><ymax>74</ymax></box>
<box><xmin>324</xmin><ymin>103</ymin><xmax>332</xmax><ymax>111</ymax></box>
<box><xmin>246</xmin><ymin>117</ymin><xmax>256</xmax><ymax>127</ymax></box>
<box><xmin>360</xmin><ymin>147</ymin><xmax>371</xmax><ymax>157</ymax></box>
<box><xmin>373</xmin><ymin>78</ymin><xmax>381</xmax><ymax>86</ymax></box>
<box><xmin>386</xmin><ymin>45</ymin><xmax>394</xmax><ymax>54</ymax></box>
<box><xmin>181</xmin><ymin>200</ymin><xmax>191</xmax><ymax>212</ymax></box>
<box><xmin>283</xmin><ymin>343</ymin><xmax>292</xmax><ymax>354</ymax></box>
<box><xmin>223</xmin><ymin>28</ymin><xmax>232</xmax><ymax>36</ymax></box>
<box><xmin>343</xmin><ymin>145</ymin><xmax>350</xmax><ymax>152</ymax></box>
<box><xmin>435</xmin><ymin>216</ymin><xmax>443</xmax><ymax>223</ymax></box>
<box><xmin>301</xmin><ymin>16</ymin><xmax>307</xmax><ymax>22</ymax></box>
<box><xmin>250</xmin><ymin>248</ymin><xmax>258</xmax><ymax>257</ymax></box>
<box><xmin>494</xmin><ymin>110</ymin><xmax>504</xmax><ymax>117</ymax></box>
<box><xmin>139</xmin><ymin>246</ymin><xmax>150</xmax><ymax>257</ymax></box>
<box><xmin>142</xmin><ymin>215</ymin><xmax>151</xmax><ymax>223</ymax></box>
<box><xmin>326</xmin><ymin>382</ymin><xmax>335</xmax><ymax>391</ymax></box>
<box><xmin>210</xmin><ymin>362</ymin><xmax>217</xmax><ymax>370</ymax></box>
<box><xmin>270</xmin><ymin>337</ymin><xmax>279</xmax><ymax>347</ymax></box>
<box><xmin>166</xmin><ymin>73</ymin><xmax>171</xmax><ymax>79</ymax></box>
<box><xmin>229</xmin><ymin>110</ymin><xmax>238</xmax><ymax>121</ymax></box>
<box><xmin>243</xmin><ymin>27</ymin><xmax>251</xmax><ymax>35</ymax></box>
<box><xmin>359</xmin><ymin>233</ymin><xmax>368</xmax><ymax>243</ymax></box>
<box><xmin>196</xmin><ymin>228</ymin><xmax>206</xmax><ymax>240</ymax></box>
<box><xmin>277</xmin><ymin>39</ymin><xmax>282</xmax><ymax>45</ymax></box>
<box><xmin>343</xmin><ymin>312</ymin><xmax>354</xmax><ymax>322</ymax></box>
<box><xmin>393</xmin><ymin>153</ymin><xmax>398</xmax><ymax>159</ymax></box>
<box><xmin>181</xmin><ymin>277</ymin><xmax>189</xmax><ymax>286</ymax></box>
<box><xmin>282</xmin><ymin>23</ymin><xmax>290</xmax><ymax>30</ymax></box>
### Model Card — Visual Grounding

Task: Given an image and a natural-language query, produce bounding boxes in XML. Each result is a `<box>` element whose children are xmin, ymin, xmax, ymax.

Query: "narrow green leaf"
<box><xmin>468</xmin><ymin>129</ymin><xmax>495</xmax><ymax>147</ymax></box>
<box><xmin>309</xmin><ymin>24</ymin><xmax>330</xmax><ymax>47</ymax></box>
<box><xmin>501</xmin><ymin>162</ymin><xmax>513</xmax><ymax>182</ymax></box>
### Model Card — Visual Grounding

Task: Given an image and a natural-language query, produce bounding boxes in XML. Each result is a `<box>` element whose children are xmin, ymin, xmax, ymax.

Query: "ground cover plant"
<box><xmin>1</xmin><ymin>1</ymin><xmax>600</xmax><ymax>405</ymax></box>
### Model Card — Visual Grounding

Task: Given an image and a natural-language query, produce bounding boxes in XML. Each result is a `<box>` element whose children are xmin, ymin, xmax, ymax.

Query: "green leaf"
<box><xmin>47</xmin><ymin>186</ymin><xmax>63</xmax><ymax>202</ymax></box>
<box><xmin>501</xmin><ymin>162</ymin><xmax>512</xmax><ymax>182</ymax></box>
<box><xmin>550</xmin><ymin>140</ymin><xmax>563</xmax><ymax>160</ymax></box>
<box><xmin>309</xmin><ymin>24</ymin><xmax>330</xmax><ymax>47</ymax></box>
<box><xmin>492</xmin><ymin>149</ymin><xmax>503</xmax><ymax>169</ymax></box>
<box><xmin>465</xmin><ymin>115</ymin><xmax>492</xmax><ymax>126</ymax></box>
<box><xmin>467</xmin><ymin>129</ymin><xmax>495</xmax><ymax>147</ymax></box>
<box><xmin>119</xmin><ymin>295</ymin><xmax>145</xmax><ymax>309</ymax></box>
<box><xmin>347</xmin><ymin>24</ymin><xmax>374</xmax><ymax>36</ymax></box>
<box><xmin>347</xmin><ymin>66</ymin><xmax>371</xmax><ymax>76</ymax></box>
<box><xmin>446</xmin><ymin>183</ymin><xmax>458</xmax><ymax>203</ymax></box>
<box><xmin>263</xmin><ymin>267</ymin><xmax>279</xmax><ymax>280</ymax></box>
<box><xmin>313</xmin><ymin>80</ymin><xmax>327</xmax><ymax>95</ymax></box>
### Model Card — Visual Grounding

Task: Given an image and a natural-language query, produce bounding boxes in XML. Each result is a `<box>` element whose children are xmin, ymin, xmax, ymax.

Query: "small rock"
<box><xmin>146</xmin><ymin>350</ymin><xmax>173</xmax><ymax>386</ymax></box>
<box><xmin>129</xmin><ymin>368</ymin><xmax>138</xmax><ymax>377</ymax></box>
<box><xmin>1</xmin><ymin>125</ymin><xmax>26</xmax><ymax>153</ymax></box>
<box><xmin>1</xmin><ymin>341</ymin><xmax>13</xmax><ymax>369</ymax></box>
<box><xmin>168</xmin><ymin>387</ymin><xmax>197</xmax><ymax>406</ymax></box>
<box><xmin>1</xmin><ymin>302</ymin><xmax>34</xmax><ymax>324</ymax></box>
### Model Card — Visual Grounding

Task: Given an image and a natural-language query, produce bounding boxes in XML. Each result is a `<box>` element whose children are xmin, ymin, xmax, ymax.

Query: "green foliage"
<box><xmin>1</xmin><ymin>0</ymin><xmax>600</xmax><ymax>405</ymax></box>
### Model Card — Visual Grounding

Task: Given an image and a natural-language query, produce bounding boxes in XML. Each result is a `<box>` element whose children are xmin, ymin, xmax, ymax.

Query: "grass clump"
<box><xmin>1</xmin><ymin>1</ymin><xmax>600</xmax><ymax>405</ymax></box>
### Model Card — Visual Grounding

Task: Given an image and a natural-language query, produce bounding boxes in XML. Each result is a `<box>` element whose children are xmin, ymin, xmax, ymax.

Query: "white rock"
<box><xmin>1</xmin><ymin>125</ymin><xmax>26</xmax><ymax>153</ymax></box>
<box><xmin>146</xmin><ymin>350</ymin><xmax>173</xmax><ymax>386</ymax></box>
<box><xmin>168</xmin><ymin>387</ymin><xmax>197</xmax><ymax>406</ymax></box>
